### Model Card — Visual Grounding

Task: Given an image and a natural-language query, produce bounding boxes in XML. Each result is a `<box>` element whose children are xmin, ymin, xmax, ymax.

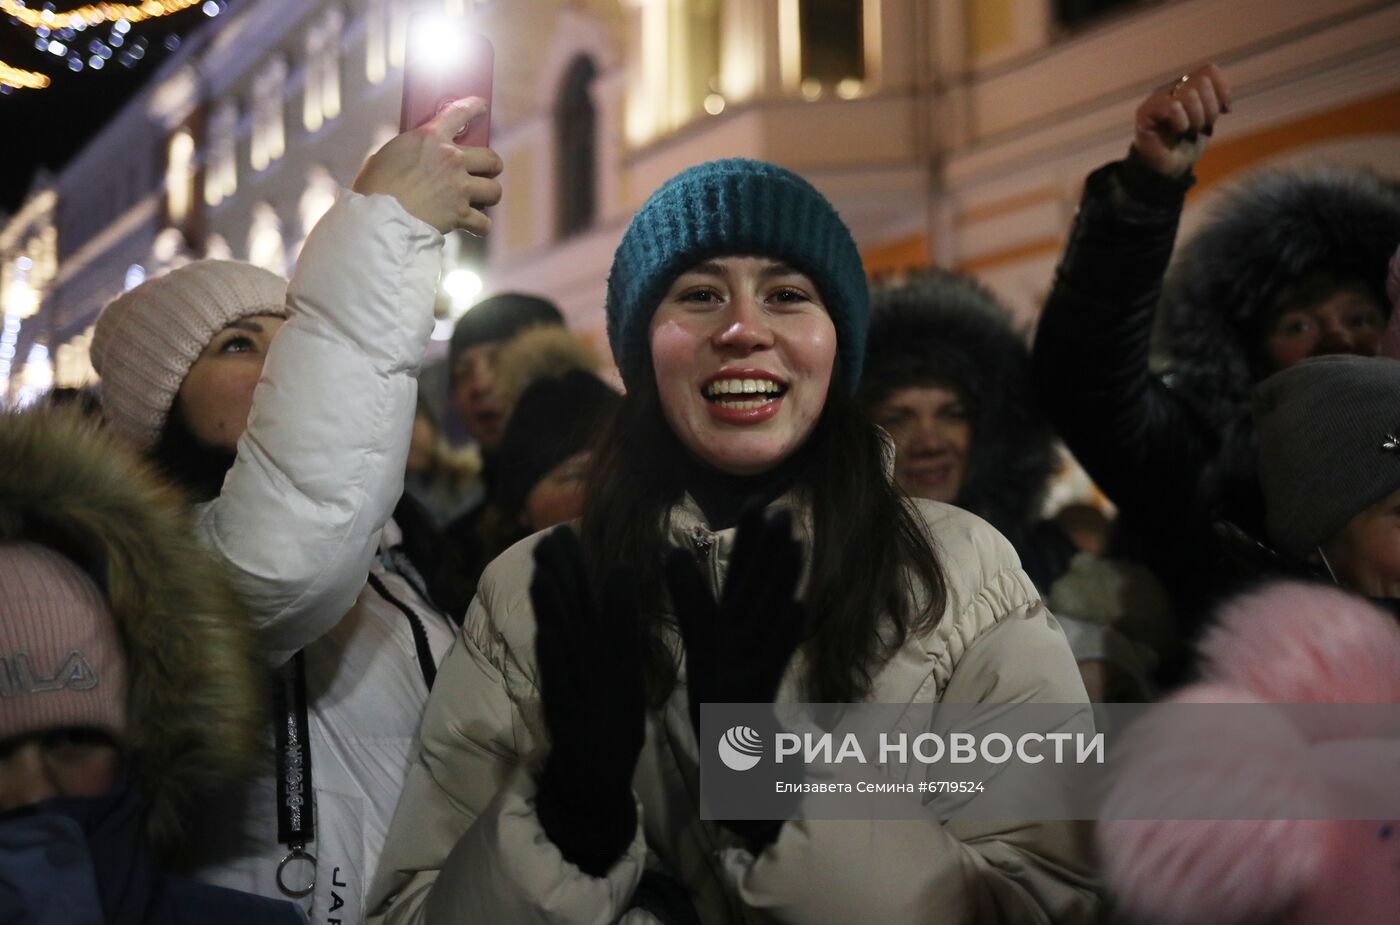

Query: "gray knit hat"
<box><xmin>1252</xmin><ymin>355</ymin><xmax>1400</xmax><ymax>559</ymax></box>
<box><xmin>91</xmin><ymin>260</ymin><xmax>288</xmax><ymax>449</ymax></box>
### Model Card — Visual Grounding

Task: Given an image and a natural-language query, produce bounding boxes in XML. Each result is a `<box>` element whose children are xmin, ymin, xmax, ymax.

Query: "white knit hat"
<box><xmin>91</xmin><ymin>260</ymin><xmax>289</xmax><ymax>449</ymax></box>
<box><xmin>0</xmin><ymin>542</ymin><xmax>127</xmax><ymax>744</ymax></box>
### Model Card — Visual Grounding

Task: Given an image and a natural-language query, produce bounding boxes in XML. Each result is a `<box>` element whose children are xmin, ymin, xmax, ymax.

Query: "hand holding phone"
<box><xmin>353</xmin><ymin>99</ymin><xmax>503</xmax><ymax>235</ymax></box>
<box><xmin>400</xmin><ymin>24</ymin><xmax>494</xmax><ymax>148</ymax></box>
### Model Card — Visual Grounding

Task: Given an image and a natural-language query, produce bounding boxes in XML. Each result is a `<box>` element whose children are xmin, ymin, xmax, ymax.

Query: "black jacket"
<box><xmin>1034</xmin><ymin>157</ymin><xmax>1400</xmax><ymax>652</ymax></box>
<box><xmin>1032</xmin><ymin>158</ymin><xmax>1258</xmax><ymax>653</ymax></box>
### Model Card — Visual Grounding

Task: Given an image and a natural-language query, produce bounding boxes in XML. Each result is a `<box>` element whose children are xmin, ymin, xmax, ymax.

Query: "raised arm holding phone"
<box><xmin>91</xmin><ymin>74</ymin><xmax>504</xmax><ymax>922</ymax></box>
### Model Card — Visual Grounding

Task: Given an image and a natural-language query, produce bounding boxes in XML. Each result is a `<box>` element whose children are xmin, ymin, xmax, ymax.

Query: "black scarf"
<box><xmin>680</xmin><ymin>441</ymin><xmax>814</xmax><ymax>531</ymax></box>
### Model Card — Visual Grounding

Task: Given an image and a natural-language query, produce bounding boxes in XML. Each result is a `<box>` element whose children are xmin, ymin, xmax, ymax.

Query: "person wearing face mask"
<box><xmin>0</xmin><ymin>408</ymin><xmax>303</xmax><ymax>925</ymax></box>
<box><xmin>1032</xmin><ymin>64</ymin><xmax>1400</xmax><ymax>664</ymax></box>
<box><xmin>368</xmin><ymin>159</ymin><xmax>1097</xmax><ymax>924</ymax></box>
<box><xmin>88</xmin><ymin>99</ymin><xmax>500</xmax><ymax>923</ymax></box>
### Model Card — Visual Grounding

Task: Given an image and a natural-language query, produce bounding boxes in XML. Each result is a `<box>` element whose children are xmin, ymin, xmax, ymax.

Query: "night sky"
<box><xmin>1</xmin><ymin>1</ymin><xmax>228</xmax><ymax>214</ymax></box>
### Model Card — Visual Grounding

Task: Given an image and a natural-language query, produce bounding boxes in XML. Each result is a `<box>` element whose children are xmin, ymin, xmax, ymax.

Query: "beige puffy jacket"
<box><xmin>369</xmin><ymin>497</ymin><xmax>1099</xmax><ymax>924</ymax></box>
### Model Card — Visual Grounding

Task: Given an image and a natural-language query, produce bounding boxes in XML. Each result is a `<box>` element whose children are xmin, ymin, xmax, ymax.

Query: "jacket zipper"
<box><xmin>689</xmin><ymin>526</ymin><xmax>722</xmax><ymax>600</ymax></box>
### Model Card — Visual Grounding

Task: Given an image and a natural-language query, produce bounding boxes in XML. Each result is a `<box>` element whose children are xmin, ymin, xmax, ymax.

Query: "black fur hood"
<box><xmin>1163</xmin><ymin>167</ymin><xmax>1400</xmax><ymax>431</ymax></box>
<box><xmin>0</xmin><ymin>407</ymin><xmax>266</xmax><ymax>858</ymax></box>
<box><xmin>861</xmin><ymin>271</ymin><xmax>1055</xmax><ymax>537</ymax></box>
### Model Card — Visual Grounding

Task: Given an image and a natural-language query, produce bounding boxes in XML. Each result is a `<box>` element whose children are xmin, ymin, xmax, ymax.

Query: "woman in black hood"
<box><xmin>861</xmin><ymin>270</ymin><xmax>1082</xmax><ymax>592</ymax></box>
<box><xmin>1033</xmin><ymin>63</ymin><xmax>1400</xmax><ymax>655</ymax></box>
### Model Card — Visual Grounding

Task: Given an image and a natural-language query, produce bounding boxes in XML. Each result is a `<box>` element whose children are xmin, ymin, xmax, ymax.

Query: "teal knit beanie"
<box><xmin>605</xmin><ymin>159</ymin><xmax>868</xmax><ymax>393</ymax></box>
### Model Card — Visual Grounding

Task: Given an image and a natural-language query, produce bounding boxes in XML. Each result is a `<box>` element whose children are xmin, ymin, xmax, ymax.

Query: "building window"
<box><xmin>299</xmin><ymin>166</ymin><xmax>339</xmax><ymax>245</ymax></box>
<box><xmin>366</xmin><ymin>0</ymin><xmax>388</xmax><ymax>84</ymax></box>
<box><xmin>205</xmin><ymin>235</ymin><xmax>233</xmax><ymax>261</ymax></box>
<box><xmin>205</xmin><ymin>100</ymin><xmax>238</xmax><ymax>206</ymax></box>
<box><xmin>389</xmin><ymin>0</ymin><xmax>407</xmax><ymax>69</ymax></box>
<box><xmin>1054</xmin><ymin>0</ymin><xmax>1140</xmax><ymax>29</ymax></box>
<box><xmin>165</xmin><ymin>129</ymin><xmax>196</xmax><ymax>223</ymax></box>
<box><xmin>56</xmin><ymin>326</ymin><xmax>97</xmax><ymax>389</ymax></box>
<box><xmin>248</xmin><ymin>203</ymin><xmax>286</xmax><ymax>275</ymax></box>
<box><xmin>799</xmin><ymin>0</ymin><xmax>864</xmax><ymax>94</ymax></box>
<box><xmin>14</xmin><ymin>342</ymin><xmax>52</xmax><ymax>408</ymax></box>
<box><xmin>251</xmin><ymin>57</ymin><xmax>287</xmax><ymax>171</ymax></box>
<box><xmin>305</xmin><ymin>7</ymin><xmax>344</xmax><ymax>132</ymax></box>
<box><xmin>628</xmin><ymin>0</ymin><xmax>722</xmax><ymax>144</ymax></box>
<box><xmin>555</xmin><ymin>56</ymin><xmax>597</xmax><ymax>240</ymax></box>
<box><xmin>152</xmin><ymin>227</ymin><xmax>192</xmax><ymax>272</ymax></box>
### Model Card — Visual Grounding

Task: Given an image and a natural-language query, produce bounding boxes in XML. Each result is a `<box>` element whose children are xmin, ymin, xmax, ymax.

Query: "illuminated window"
<box><xmin>388</xmin><ymin>1</ymin><xmax>407</xmax><ymax>69</ymax></box>
<box><xmin>205</xmin><ymin>235</ymin><xmax>233</xmax><ymax>261</ymax></box>
<box><xmin>628</xmin><ymin>0</ymin><xmax>722</xmax><ymax>144</ymax></box>
<box><xmin>152</xmin><ymin>227</ymin><xmax>189</xmax><ymax>268</ymax></box>
<box><xmin>205</xmin><ymin>100</ymin><xmax>238</xmax><ymax>206</ymax></box>
<box><xmin>367</xmin><ymin>123</ymin><xmax>396</xmax><ymax>161</ymax></box>
<box><xmin>166</xmin><ymin>129</ymin><xmax>196</xmax><ymax>223</ymax></box>
<box><xmin>247</xmin><ymin>203</ymin><xmax>286</xmax><ymax>275</ymax></box>
<box><xmin>799</xmin><ymin>0</ymin><xmax>864</xmax><ymax>88</ymax></box>
<box><xmin>14</xmin><ymin>342</ymin><xmax>52</xmax><ymax>408</ymax></box>
<box><xmin>299</xmin><ymin>166</ymin><xmax>339</xmax><ymax>242</ymax></box>
<box><xmin>251</xmin><ymin>57</ymin><xmax>287</xmax><ymax>170</ymax></box>
<box><xmin>366</xmin><ymin>0</ymin><xmax>388</xmax><ymax>84</ymax></box>
<box><xmin>556</xmin><ymin>56</ymin><xmax>597</xmax><ymax>239</ymax></box>
<box><xmin>305</xmin><ymin>7</ymin><xmax>344</xmax><ymax>131</ymax></box>
<box><xmin>56</xmin><ymin>326</ymin><xmax>97</xmax><ymax>389</ymax></box>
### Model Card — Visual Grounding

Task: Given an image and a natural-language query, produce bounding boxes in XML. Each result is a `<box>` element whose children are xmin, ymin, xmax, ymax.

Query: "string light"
<box><xmin>1</xmin><ymin>0</ymin><xmax>173</xmax><ymax>92</ymax></box>
<box><xmin>1</xmin><ymin>0</ymin><xmax>205</xmax><ymax>32</ymax></box>
<box><xmin>0</xmin><ymin>59</ymin><xmax>51</xmax><ymax>90</ymax></box>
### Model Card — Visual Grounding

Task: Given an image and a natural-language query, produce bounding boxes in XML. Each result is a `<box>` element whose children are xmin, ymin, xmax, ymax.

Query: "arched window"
<box><xmin>299</xmin><ymin>166</ymin><xmax>339</xmax><ymax>242</ymax></box>
<box><xmin>799</xmin><ymin>0</ymin><xmax>865</xmax><ymax>94</ymax></box>
<box><xmin>205</xmin><ymin>100</ymin><xmax>238</xmax><ymax>206</ymax></box>
<box><xmin>555</xmin><ymin>55</ymin><xmax>597</xmax><ymax>240</ymax></box>
<box><xmin>304</xmin><ymin>7</ymin><xmax>344</xmax><ymax>131</ymax></box>
<box><xmin>366</xmin><ymin>0</ymin><xmax>389</xmax><ymax>84</ymax></box>
<box><xmin>251</xmin><ymin>57</ymin><xmax>287</xmax><ymax>170</ymax></box>
<box><xmin>165</xmin><ymin>129</ymin><xmax>196</xmax><ymax>223</ymax></box>
<box><xmin>247</xmin><ymin>203</ymin><xmax>286</xmax><ymax>275</ymax></box>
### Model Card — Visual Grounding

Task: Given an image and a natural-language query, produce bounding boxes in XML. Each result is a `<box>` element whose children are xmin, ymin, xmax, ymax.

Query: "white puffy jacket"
<box><xmin>369</xmin><ymin>498</ymin><xmax>1100</xmax><ymax>924</ymax></box>
<box><xmin>185</xmin><ymin>190</ymin><xmax>457</xmax><ymax>925</ymax></box>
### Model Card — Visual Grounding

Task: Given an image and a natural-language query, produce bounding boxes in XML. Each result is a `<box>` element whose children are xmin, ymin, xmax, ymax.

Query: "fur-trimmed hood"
<box><xmin>494</xmin><ymin>324</ymin><xmax>604</xmax><ymax>414</ymax></box>
<box><xmin>1164</xmin><ymin>167</ymin><xmax>1400</xmax><ymax>431</ymax></box>
<box><xmin>861</xmin><ymin>270</ymin><xmax>1055</xmax><ymax>537</ymax></box>
<box><xmin>0</xmin><ymin>407</ymin><xmax>266</xmax><ymax>858</ymax></box>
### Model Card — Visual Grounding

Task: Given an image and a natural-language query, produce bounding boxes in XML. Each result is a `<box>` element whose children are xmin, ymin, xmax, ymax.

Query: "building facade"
<box><xmin>3</xmin><ymin>0</ymin><xmax>1398</xmax><ymax>401</ymax></box>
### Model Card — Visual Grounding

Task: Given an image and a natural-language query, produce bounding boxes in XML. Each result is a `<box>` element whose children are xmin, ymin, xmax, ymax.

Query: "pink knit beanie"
<box><xmin>90</xmin><ymin>260</ymin><xmax>289</xmax><ymax>449</ymax></box>
<box><xmin>0</xmin><ymin>543</ymin><xmax>127</xmax><ymax>744</ymax></box>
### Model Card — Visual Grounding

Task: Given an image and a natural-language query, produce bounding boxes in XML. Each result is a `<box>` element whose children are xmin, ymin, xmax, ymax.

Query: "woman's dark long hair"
<box><xmin>148</xmin><ymin>398</ymin><xmax>237</xmax><ymax>504</ymax></box>
<box><xmin>581</xmin><ymin>362</ymin><xmax>947</xmax><ymax>704</ymax></box>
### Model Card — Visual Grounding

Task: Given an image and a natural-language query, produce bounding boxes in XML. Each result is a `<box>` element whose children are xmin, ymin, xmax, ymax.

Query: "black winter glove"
<box><xmin>664</xmin><ymin>506</ymin><xmax>807</xmax><ymax>852</ymax></box>
<box><xmin>530</xmin><ymin>527</ymin><xmax>646</xmax><ymax>877</ymax></box>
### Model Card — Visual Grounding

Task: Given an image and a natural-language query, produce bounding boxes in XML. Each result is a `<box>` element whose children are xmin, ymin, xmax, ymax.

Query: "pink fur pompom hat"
<box><xmin>1098</xmin><ymin>581</ymin><xmax>1400</xmax><ymax>925</ymax></box>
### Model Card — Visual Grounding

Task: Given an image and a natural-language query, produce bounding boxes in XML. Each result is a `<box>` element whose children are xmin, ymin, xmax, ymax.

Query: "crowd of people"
<box><xmin>2</xmin><ymin>63</ymin><xmax>1398</xmax><ymax>924</ymax></box>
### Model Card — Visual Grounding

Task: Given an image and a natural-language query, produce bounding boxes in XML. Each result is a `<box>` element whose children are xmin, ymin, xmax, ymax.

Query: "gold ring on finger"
<box><xmin>1169</xmin><ymin>74</ymin><xmax>1190</xmax><ymax>98</ymax></box>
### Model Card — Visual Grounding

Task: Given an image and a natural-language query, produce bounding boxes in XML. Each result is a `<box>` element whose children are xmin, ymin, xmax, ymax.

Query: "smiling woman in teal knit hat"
<box><xmin>371</xmin><ymin>158</ymin><xmax>1096</xmax><ymax>925</ymax></box>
